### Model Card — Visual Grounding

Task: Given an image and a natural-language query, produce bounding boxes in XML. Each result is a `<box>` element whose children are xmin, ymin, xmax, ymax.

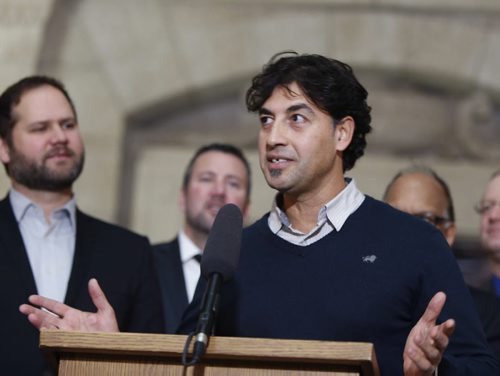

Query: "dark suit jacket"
<box><xmin>153</xmin><ymin>238</ymin><xmax>190</xmax><ymax>334</ymax></box>
<box><xmin>480</xmin><ymin>276</ymin><xmax>499</xmax><ymax>297</ymax></box>
<box><xmin>0</xmin><ymin>196</ymin><xmax>164</xmax><ymax>376</ymax></box>
<box><xmin>470</xmin><ymin>286</ymin><xmax>500</xmax><ymax>360</ymax></box>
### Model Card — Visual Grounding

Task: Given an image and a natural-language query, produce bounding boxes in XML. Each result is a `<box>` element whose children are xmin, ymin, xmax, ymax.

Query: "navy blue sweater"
<box><xmin>180</xmin><ymin>197</ymin><xmax>499</xmax><ymax>374</ymax></box>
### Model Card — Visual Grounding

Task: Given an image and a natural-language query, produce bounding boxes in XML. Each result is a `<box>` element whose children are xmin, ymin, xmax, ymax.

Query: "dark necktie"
<box><xmin>193</xmin><ymin>254</ymin><xmax>202</xmax><ymax>264</ymax></box>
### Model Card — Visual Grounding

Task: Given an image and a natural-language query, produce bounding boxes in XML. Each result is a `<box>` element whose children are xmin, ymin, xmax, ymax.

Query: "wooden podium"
<box><xmin>40</xmin><ymin>330</ymin><xmax>379</xmax><ymax>375</ymax></box>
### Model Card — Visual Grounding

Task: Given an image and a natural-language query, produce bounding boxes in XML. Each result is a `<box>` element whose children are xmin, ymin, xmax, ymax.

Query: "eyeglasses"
<box><xmin>412</xmin><ymin>212</ymin><xmax>451</xmax><ymax>227</ymax></box>
<box><xmin>474</xmin><ymin>200</ymin><xmax>500</xmax><ymax>215</ymax></box>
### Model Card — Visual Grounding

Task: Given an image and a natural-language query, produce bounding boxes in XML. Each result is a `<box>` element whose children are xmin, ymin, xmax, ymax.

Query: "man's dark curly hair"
<box><xmin>246</xmin><ymin>51</ymin><xmax>372</xmax><ymax>172</ymax></box>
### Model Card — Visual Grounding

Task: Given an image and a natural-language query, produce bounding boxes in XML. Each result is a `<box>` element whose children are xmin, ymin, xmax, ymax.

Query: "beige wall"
<box><xmin>1</xmin><ymin>0</ymin><xmax>499</xmax><ymax>243</ymax></box>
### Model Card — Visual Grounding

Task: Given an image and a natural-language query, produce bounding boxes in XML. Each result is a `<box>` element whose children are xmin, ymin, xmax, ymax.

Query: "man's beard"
<box><xmin>185</xmin><ymin>200</ymin><xmax>226</xmax><ymax>237</ymax></box>
<box><xmin>186</xmin><ymin>211</ymin><xmax>214</xmax><ymax>237</ymax></box>
<box><xmin>8</xmin><ymin>145</ymin><xmax>84</xmax><ymax>192</ymax></box>
<box><xmin>270</xmin><ymin>169</ymin><xmax>282</xmax><ymax>178</ymax></box>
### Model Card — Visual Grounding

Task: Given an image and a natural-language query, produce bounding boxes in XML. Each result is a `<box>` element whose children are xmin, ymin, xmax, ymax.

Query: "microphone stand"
<box><xmin>182</xmin><ymin>273</ymin><xmax>222</xmax><ymax>366</ymax></box>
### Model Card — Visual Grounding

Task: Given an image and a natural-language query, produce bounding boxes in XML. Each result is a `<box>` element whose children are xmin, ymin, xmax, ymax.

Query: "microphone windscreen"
<box><xmin>201</xmin><ymin>203</ymin><xmax>242</xmax><ymax>282</ymax></box>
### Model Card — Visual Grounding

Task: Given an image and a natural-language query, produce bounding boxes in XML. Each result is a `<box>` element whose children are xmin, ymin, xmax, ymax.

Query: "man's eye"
<box><xmin>31</xmin><ymin>125</ymin><xmax>47</xmax><ymax>132</ymax></box>
<box><xmin>228</xmin><ymin>180</ymin><xmax>242</xmax><ymax>189</ymax></box>
<box><xmin>259</xmin><ymin>116</ymin><xmax>272</xmax><ymax>126</ymax></box>
<box><xmin>62</xmin><ymin>122</ymin><xmax>76</xmax><ymax>129</ymax></box>
<box><xmin>198</xmin><ymin>174</ymin><xmax>215</xmax><ymax>183</ymax></box>
<box><xmin>291</xmin><ymin>114</ymin><xmax>306</xmax><ymax>123</ymax></box>
<box><xmin>475</xmin><ymin>200</ymin><xmax>499</xmax><ymax>214</ymax></box>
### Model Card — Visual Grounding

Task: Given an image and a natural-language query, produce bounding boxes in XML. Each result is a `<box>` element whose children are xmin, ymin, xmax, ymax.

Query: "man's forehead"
<box><xmin>485</xmin><ymin>175</ymin><xmax>500</xmax><ymax>198</ymax></box>
<box><xmin>192</xmin><ymin>151</ymin><xmax>246</xmax><ymax>175</ymax></box>
<box><xmin>17</xmin><ymin>85</ymin><xmax>65</xmax><ymax>104</ymax></box>
<box><xmin>261</xmin><ymin>84</ymin><xmax>318</xmax><ymax>113</ymax></box>
<box><xmin>14</xmin><ymin>86</ymin><xmax>74</xmax><ymax>119</ymax></box>
<box><xmin>390</xmin><ymin>174</ymin><xmax>448</xmax><ymax>207</ymax></box>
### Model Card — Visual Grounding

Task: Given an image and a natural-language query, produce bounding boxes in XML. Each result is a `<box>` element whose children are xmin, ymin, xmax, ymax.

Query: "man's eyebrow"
<box><xmin>28</xmin><ymin>117</ymin><xmax>77</xmax><ymax>127</ymax></box>
<box><xmin>196</xmin><ymin>170</ymin><xmax>216</xmax><ymax>176</ymax></box>
<box><xmin>225</xmin><ymin>175</ymin><xmax>244</xmax><ymax>186</ymax></box>
<box><xmin>259</xmin><ymin>108</ymin><xmax>273</xmax><ymax>116</ymax></box>
<box><xmin>286</xmin><ymin>103</ymin><xmax>315</xmax><ymax>115</ymax></box>
<box><xmin>259</xmin><ymin>103</ymin><xmax>315</xmax><ymax>116</ymax></box>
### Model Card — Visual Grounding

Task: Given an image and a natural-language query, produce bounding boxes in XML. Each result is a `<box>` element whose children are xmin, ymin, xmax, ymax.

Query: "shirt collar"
<box><xmin>268</xmin><ymin>177</ymin><xmax>365</xmax><ymax>234</ymax></box>
<box><xmin>178</xmin><ymin>229</ymin><xmax>203</xmax><ymax>263</ymax></box>
<box><xmin>9</xmin><ymin>187</ymin><xmax>77</xmax><ymax>230</ymax></box>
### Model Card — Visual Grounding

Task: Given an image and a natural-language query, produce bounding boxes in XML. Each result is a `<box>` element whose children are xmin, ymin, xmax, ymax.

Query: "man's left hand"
<box><xmin>403</xmin><ymin>291</ymin><xmax>455</xmax><ymax>376</ymax></box>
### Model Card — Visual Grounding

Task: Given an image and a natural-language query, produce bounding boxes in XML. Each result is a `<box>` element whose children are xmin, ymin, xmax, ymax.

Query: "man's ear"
<box><xmin>178</xmin><ymin>189</ymin><xmax>187</xmax><ymax>212</ymax></box>
<box><xmin>0</xmin><ymin>138</ymin><xmax>11</xmax><ymax>164</ymax></box>
<box><xmin>443</xmin><ymin>223</ymin><xmax>457</xmax><ymax>247</ymax></box>
<box><xmin>334</xmin><ymin>116</ymin><xmax>355</xmax><ymax>152</ymax></box>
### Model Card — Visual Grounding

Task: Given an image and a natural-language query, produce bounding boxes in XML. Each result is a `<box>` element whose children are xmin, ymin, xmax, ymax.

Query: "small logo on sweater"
<box><xmin>362</xmin><ymin>255</ymin><xmax>377</xmax><ymax>263</ymax></box>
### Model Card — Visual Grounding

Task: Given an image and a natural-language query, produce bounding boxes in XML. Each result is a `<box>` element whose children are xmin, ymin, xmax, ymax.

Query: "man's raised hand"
<box><xmin>19</xmin><ymin>278</ymin><xmax>119</xmax><ymax>332</ymax></box>
<box><xmin>403</xmin><ymin>291</ymin><xmax>455</xmax><ymax>376</ymax></box>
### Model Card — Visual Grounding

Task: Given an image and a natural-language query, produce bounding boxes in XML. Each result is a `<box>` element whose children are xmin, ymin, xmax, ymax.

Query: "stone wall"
<box><xmin>0</xmin><ymin>0</ymin><xmax>499</xmax><ymax>244</ymax></box>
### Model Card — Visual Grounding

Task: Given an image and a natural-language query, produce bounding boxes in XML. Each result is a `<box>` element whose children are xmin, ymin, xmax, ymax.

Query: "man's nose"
<box><xmin>211</xmin><ymin>180</ymin><xmax>226</xmax><ymax>196</ymax></box>
<box><xmin>266</xmin><ymin>121</ymin><xmax>288</xmax><ymax>148</ymax></box>
<box><xmin>488</xmin><ymin>202</ymin><xmax>500</xmax><ymax>220</ymax></box>
<box><xmin>50</xmin><ymin>125</ymin><xmax>68</xmax><ymax>143</ymax></box>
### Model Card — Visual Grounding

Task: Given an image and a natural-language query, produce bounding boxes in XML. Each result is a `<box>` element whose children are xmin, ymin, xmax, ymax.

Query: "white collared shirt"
<box><xmin>268</xmin><ymin>178</ymin><xmax>365</xmax><ymax>246</ymax></box>
<box><xmin>10</xmin><ymin>188</ymin><xmax>76</xmax><ymax>302</ymax></box>
<box><xmin>178</xmin><ymin>230</ymin><xmax>203</xmax><ymax>303</ymax></box>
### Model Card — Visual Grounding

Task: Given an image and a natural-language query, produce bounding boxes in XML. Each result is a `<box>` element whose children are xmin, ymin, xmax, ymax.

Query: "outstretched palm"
<box><xmin>19</xmin><ymin>278</ymin><xmax>119</xmax><ymax>333</ymax></box>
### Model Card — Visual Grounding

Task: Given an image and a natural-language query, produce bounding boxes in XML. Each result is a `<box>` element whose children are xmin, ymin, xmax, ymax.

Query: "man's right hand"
<box><xmin>19</xmin><ymin>278</ymin><xmax>119</xmax><ymax>332</ymax></box>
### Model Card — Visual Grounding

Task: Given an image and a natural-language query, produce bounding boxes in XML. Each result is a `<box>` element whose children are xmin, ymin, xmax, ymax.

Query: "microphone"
<box><xmin>189</xmin><ymin>203</ymin><xmax>242</xmax><ymax>364</ymax></box>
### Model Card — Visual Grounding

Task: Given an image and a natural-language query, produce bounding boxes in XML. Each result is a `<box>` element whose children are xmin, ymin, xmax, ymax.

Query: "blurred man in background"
<box><xmin>476</xmin><ymin>171</ymin><xmax>500</xmax><ymax>297</ymax></box>
<box><xmin>153</xmin><ymin>143</ymin><xmax>251</xmax><ymax>333</ymax></box>
<box><xmin>384</xmin><ymin>165</ymin><xmax>500</xmax><ymax>359</ymax></box>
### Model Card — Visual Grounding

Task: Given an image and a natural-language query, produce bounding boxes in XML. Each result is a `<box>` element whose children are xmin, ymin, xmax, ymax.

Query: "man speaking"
<box><xmin>20</xmin><ymin>53</ymin><xmax>499</xmax><ymax>375</ymax></box>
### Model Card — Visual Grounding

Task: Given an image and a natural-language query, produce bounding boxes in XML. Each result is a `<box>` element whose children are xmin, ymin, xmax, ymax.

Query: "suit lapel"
<box><xmin>156</xmin><ymin>238</ymin><xmax>189</xmax><ymax>332</ymax></box>
<box><xmin>0</xmin><ymin>196</ymin><xmax>38</xmax><ymax>295</ymax></box>
<box><xmin>167</xmin><ymin>238</ymin><xmax>189</xmax><ymax>311</ymax></box>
